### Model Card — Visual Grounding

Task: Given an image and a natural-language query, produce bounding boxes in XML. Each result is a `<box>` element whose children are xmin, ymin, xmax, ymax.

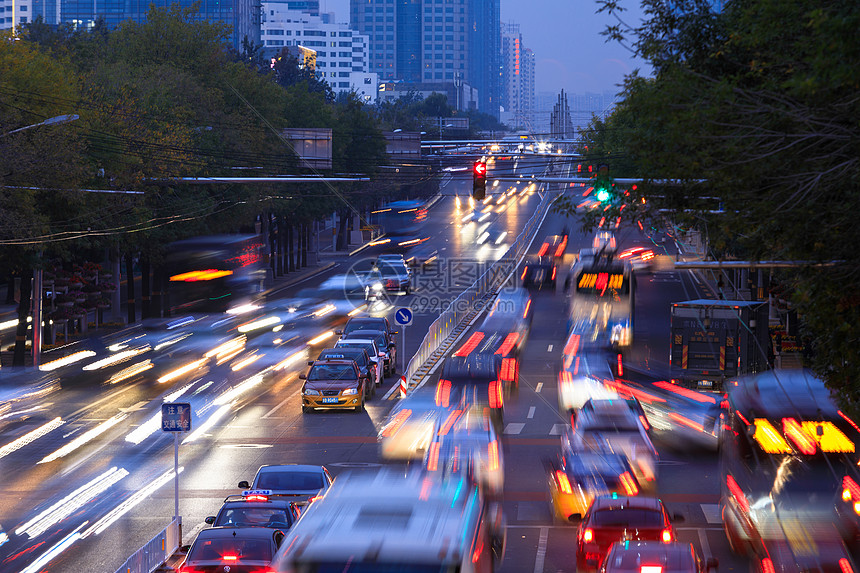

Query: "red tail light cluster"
<box><xmin>435</xmin><ymin>379</ymin><xmax>451</xmax><ymax>407</ymax></box>
<box><xmin>488</xmin><ymin>380</ymin><xmax>503</xmax><ymax>409</ymax></box>
<box><xmin>660</xmin><ymin>528</ymin><xmax>673</xmax><ymax>543</ymax></box>
<box><xmin>499</xmin><ymin>357</ymin><xmax>518</xmax><ymax>383</ymax></box>
<box><xmin>619</xmin><ymin>471</ymin><xmax>639</xmax><ymax>496</ymax></box>
<box><xmin>555</xmin><ymin>470</ymin><xmax>573</xmax><ymax>494</ymax></box>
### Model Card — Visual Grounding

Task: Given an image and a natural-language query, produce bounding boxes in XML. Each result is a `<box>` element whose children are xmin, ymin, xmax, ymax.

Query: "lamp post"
<box><xmin>2</xmin><ymin>114</ymin><xmax>80</xmax><ymax>367</ymax></box>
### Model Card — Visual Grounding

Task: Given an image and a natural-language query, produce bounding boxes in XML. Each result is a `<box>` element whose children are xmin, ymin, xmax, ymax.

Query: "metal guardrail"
<box><xmin>113</xmin><ymin>517</ymin><xmax>181</xmax><ymax>573</ymax></box>
<box><xmin>402</xmin><ymin>186</ymin><xmax>563</xmax><ymax>392</ymax></box>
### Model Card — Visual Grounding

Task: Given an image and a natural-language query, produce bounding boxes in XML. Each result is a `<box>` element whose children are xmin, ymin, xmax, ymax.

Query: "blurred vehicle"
<box><xmin>557</xmin><ymin>343</ymin><xmax>619</xmax><ymax>414</ymax></box>
<box><xmin>558</xmin><ymin>372</ymin><xmax>620</xmax><ymax>416</ymax></box>
<box><xmin>601</xmin><ymin>541</ymin><xmax>717</xmax><ymax>573</ymax></box>
<box><xmin>521</xmin><ymin>255</ymin><xmax>557</xmax><ymax>290</ymax></box>
<box><xmin>577</xmin><ymin>495</ymin><xmax>683</xmax><ymax>572</ymax></box>
<box><xmin>339</xmin><ymin>317</ymin><xmax>397</xmax><ymax>375</ymax></box>
<box><xmin>365</xmin><ymin>261</ymin><xmax>412</xmax><ymax>296</ymax></box>
<box><xmin>164</xmin><ymin>234</ymin><xmax>266</xmax><ymax>315</ymax></box>
<box><xmin>375</xmin><ymin>199</ymin><xmax>428</xmax><ymax>239</ymax></box>
<box><xmin>312</xmin><ymin>347</ymin><xmax>377</xmax><ymax>397</ymax></box>
<box><xmin>334</xmin><ymin>338</ymin><xmax>384</xmax><ymax>383</ymax></box>
<box><xmin>720</xmin><ymin>369</ymin><xmax>860</xmax><ymax>558</ymax></box>
<box><xmin>437</xmin><ymin>353</ymin><xmax>505</xmax><ymax>431</ymax></box>
<box><xmin>270</xmin><ymin>468</ymin><xmax>506</xmax><ymax>572</ymax></box>
<box><xmin>617</xmin><ymin>246</ymin><xmax>656</xmax><ymax>271</ymax></box>
<box><xmin>579</xmin><ymin>398</ymin><xmax>649</xmax><ymax>434</ymax></box>
<box><xmin>638</xmin><ymin>380</ymin><xmax>721</xmax><ymax>451</ymax></box>
<box><xmin>238</xmin><ymin>464</ymin><xmax>333</xmax><ymax>504</ymax></box>
<box><xmin>568</xmin><ymin>400</ymin><xmax>659</xmax><ymax>494</ymax></box>
<box><xmin>299</xmin><ymin>358</ymin><xmax>367</xmax><ymax>413</ymax></box>
<box><xmin>177</xmin><ymin>526</ymin><xmax>285</xmax><ymax>573</ymax></box>
<box><xmin>592</xmin><ymin>231</ymin><xmax>617</xmax><ymax>255</ymax></box>
<box><xmin>547</xmin><ymin>448</ymin><xmax>640</xmax><ymax>524</ymax></box>
<box><xmin>567</xmin><ymin>256</ymin><xmax>635</xmax><ymax>349</ymax></box>
<box><xmin>538</xmin><ymin>234</ymin><xmax>568</xmax><ymax>259</ymax></box>
<box><xmin>342</xmin><ymin>329</ymin><xmax>396</xmax><ymax>378</ymax></box>
<box><xmin>378</xmin><ymin>394</ymin><xmax>448</xmax><ymax>460</ymax></box>
<box><xmin>205</xmin><ymin>492</ymin><xmax>301</xmax><ymax>529</ymax></box>
<box><xmin>424</xmin><ymin>408</ymin><xmax>504</xmax><ymax>498</ymax></box>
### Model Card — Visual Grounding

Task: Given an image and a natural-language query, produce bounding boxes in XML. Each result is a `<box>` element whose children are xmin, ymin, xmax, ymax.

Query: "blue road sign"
<box><xmin>162</xmin><ymin>402</ymin><xmax>192</xmax><ymax>432</ymax></box>
<box><xmin>394</xmin><ymin>307</ymin><xmax>413</xmax><ymax>326</ymax></box>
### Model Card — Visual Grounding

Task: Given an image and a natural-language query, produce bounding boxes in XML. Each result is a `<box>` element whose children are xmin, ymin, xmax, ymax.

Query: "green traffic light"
<box><xmin>597</xmin><ymin>188</ymin><xmax>610</xmax><ymax>202</ymax></box>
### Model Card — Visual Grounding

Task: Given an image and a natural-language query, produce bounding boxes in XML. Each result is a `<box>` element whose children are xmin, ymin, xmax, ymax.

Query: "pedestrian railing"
<box><xmin>113</xmin><ymin>517</ymin><xmax>181</xmax><ymax>573</ymax></box>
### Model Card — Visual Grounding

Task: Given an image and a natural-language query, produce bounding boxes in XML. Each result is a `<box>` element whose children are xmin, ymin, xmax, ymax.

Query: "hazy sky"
<box><xmin>318</xmin><ymin>0</ymin><xmax>649</xmax><ymax>96</ymax></box>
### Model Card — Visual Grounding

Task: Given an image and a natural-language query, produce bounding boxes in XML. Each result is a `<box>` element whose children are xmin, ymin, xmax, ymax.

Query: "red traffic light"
<box><xmin>473</xmin><ymin>162</ymin><xmax>487</xmax><ymax>177</ymax></box>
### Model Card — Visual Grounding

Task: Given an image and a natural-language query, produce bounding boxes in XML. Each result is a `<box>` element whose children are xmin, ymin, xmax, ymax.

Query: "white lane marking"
<box><xmin>533</xmin><ymin>526</ymin><xmax>549</xmax><ymax>573</ymax></box>
<box><xmin>701</xmin><ymin>504</ymin><xmax>722</xmax><ymax>524</ymax></box>
<box><xmin>698</xmin><ymin>528</ymin><xmax>713</xmax><ymax>561</ymax></box>
<box><xmin>549</xmin><ymin>424</ymin><xmax>566</xmax><ymax>435</ymax></box>
<box><xmin>535</xmin><ymin>383</ymin><xmax>543</xmax><ymax>393</ymax></box>
<box><xmin>547</xmin><ymin>344</ymin><xmax>553</xmax><ymax>352</ymax></box>
<box><xmin>527</xmin><ymin>406</ymin><xmax>536</xmax><ymax>419</ymax></box>
<box><xmin>504</xmin><ymin>423</ymin><xmax>525</xmax><ymax>435</ymax></box>
<box><xmin>262</xmin><ymin>396</ymin><xmax>292</xmax><ymax>419</ymax></box>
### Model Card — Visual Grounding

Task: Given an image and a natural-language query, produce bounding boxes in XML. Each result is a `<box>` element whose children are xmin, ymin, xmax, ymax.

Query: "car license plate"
<box><xmin>321</xmin><ymin>397</ymin><xmax>339</xmax><ymax>404</ymax></box>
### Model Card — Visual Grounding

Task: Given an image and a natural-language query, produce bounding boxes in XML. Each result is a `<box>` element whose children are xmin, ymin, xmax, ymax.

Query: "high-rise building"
<box><xmin>349</xmin><ymin>0</ymin><xmax>500</xmax><ymax>118</ymax></box>
<box><xmin>500</xmin><ymin>22</ymin><xmax>534</xmax><ymax>131</ymax></box>
<box><xmin>1</xmin><ymin>0</ymin><xmax>260</xmax><ymax>53</ymax></box>
<box><xmin>262</xmin><ymin>5</ymin><xmax>378</xmax><ymax>103</ymax></box>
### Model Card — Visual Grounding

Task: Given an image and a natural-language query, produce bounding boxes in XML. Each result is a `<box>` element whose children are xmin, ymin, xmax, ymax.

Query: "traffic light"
<box><xmin>472</xmin><ymin>160</ymin><xmax>487</xmax><ymax>201</ymax></box>
<box><xmin>594</xmin><ymin>163</ymin><xmax>613</xmax><ymax>203</ymax></box>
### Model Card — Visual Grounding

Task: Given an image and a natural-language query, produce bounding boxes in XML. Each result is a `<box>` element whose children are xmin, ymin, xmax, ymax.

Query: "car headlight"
<box><xmin>343</xmin><ymin>387</ymin><xmax>359</xmax><ymax>396</ymax></box>
<box><xmin>372</xmin><ymin>283</ymin><xmax>383</xmax><ymax>291</ymax></box>
<box><xmin>304</xmin><ymin>388</ymin><xmax>320</xmax><ymax>396</ymax></box>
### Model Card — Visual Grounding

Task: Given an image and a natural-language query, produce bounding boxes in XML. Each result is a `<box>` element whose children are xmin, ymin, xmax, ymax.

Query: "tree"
<box><xmin>589</xmin><ymin>0</ymin><xmax>860</xmax><ymax>400</ymax></box>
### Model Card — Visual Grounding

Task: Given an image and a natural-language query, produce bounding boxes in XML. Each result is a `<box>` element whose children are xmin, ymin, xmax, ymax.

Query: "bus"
<box><xmin>566</xmin><ymin>253</ymin><xmax>635</xmax><ymax>350</ymax></box>
<box><xmin>271</xmin><ymin>468</ymin><xmax>506</xmax><ymax>572</ymax></box>
<box><xmin>720</xmin><ymin>369</ymin><xmax>860</xmax><ymax>571</ymax></box>
<box><xmin>373</xmin><ymin>200</ymin><xmax>429</xmax><ymax>241</ymax></box>
<box><xmin>163</xmin><ymin>234</ymin><xmax>266</xmax><ymax>314</ymax></box>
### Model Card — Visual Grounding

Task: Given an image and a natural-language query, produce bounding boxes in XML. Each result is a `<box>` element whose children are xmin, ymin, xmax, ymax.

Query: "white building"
<box><xmin>261</xmin><ymin>4</ymin><xmax>378</xmax><ymax>103</ymax></box>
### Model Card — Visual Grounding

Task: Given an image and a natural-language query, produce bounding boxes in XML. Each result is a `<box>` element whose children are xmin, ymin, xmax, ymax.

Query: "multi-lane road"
<box><xmin>0</xmin><ymin>153</ymin><xmax>756</xmax><ymax>572</ymax></box>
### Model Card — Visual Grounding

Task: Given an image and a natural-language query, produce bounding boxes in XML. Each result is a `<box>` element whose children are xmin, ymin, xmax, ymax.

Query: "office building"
<box><xmin>500</xmin><ymin>22</ymin><xmax>534</xmax><ymax>131</ymax></box>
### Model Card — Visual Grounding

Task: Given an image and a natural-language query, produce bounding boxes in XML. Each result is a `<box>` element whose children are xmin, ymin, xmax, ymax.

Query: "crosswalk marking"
<box><xmin>535</xmin><ymin>383</ymin><xmax>543</xmax><ymax>393</ymax></box>
<box><xmin>527</xmin><ymin>406</ymin><xmax>536</xmax><ymax>419</ymax></box>
<box><xmin>701</xmin><ymin>503</ymin><xmax>721</xmax><ymax>524</ymax></box>
<box><xmin>504</xmin><ymin>423</ymin><xmax>525</xmax><ymax>435</ymax></box>
<box><xmin>549</xmin><ymin>424</ymin><xmax>566</xmax><ymax>435</ymax></box>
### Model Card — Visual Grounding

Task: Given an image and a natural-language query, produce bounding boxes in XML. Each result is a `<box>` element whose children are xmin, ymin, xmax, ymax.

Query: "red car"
<box><xmin>577</xmin><ymin>495</ymin><xmax>684</xmax><ymax>572</ymax></box>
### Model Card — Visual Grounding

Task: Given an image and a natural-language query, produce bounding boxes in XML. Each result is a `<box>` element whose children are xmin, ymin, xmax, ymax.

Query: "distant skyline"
<box><xmin>318</xmin><ymin>0</ymin><xmax>648</xmax><ymax>96</ymax></box>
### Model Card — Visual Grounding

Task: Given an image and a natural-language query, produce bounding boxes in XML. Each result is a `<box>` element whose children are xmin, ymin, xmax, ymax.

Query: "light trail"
<box><xmin>157</xmin><ymin>358</ymin><xmax>206</xmax><ymax>383</ymax></box>
<box><xmin>0</xmin><ymin>417</ymin><xmax>64</xmax><ymax>459</ymax></box>
<box><xmin>19</xmin><ymin>523</ymin><xmax>86</xmax><ymax>573</ymax></box>
<box><xmin>39</xmin><ymin>413</ymin><xmax>128</xmax><ymax>464</ymax></box>
<box><xmin>182</xmin><ymin>403</ymin><xmax>232</xmax><ymax>444</ymax></box>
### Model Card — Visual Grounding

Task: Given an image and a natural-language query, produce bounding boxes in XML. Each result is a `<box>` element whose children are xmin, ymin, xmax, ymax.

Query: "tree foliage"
<box><xmin>586</xmin><ymin>0</ymin><xmax>860</xmax><ymax>399</ymax></box>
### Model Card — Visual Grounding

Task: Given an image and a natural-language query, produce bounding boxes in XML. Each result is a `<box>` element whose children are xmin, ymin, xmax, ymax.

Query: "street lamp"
<box><xmin>2</xmin><ymin>113</ymin><xmax>80</xmax><ymax>368</ymax></box>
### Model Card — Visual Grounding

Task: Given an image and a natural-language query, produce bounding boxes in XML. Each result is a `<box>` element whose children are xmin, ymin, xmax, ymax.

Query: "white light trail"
<box><xmin>107</xmin><ymin>359</ymin><xmax>154</xmax><ymax>384</ymax></box>
<box><xmin>226</xmin><ymin>303</ymin><xmax>261</xmax><ymax>315</ymax></box>
<box><xmin>39</xmin><ymin>413</ymin><xmax>128</xmax><ymax>464</ymax></box>
<box><xmin>204</xmin><ymin>336</ymin><xmax>246</xmax><ymax>359</ymax></box>
<box><xmin>454</xmin><ymin>195</ymin><xmax>461</xmax><ymax>209</ymax></box>
<box><xmin>82</xmin><ymin>467</ymin><xmax>184</xmax><ymax>537</ymax></box>
<box><xmin>153</xmin><ymin>332</ymin><xmax>191</xmax><ymax>351</ymax></box>
<box><xmin>348</xmin><ymin>304</ymin><xmax>366</xmax><ymax>317</ymax></box>
<box><xmin>274</xmin><ymin>348</ymin><xmax>309</xmax><ymax>372</ymax></box>
<box><xmin>313</xmin><ymin>304</ymin><xmax>336</xmax><ymax>318</ymax></box>
<box><xmin>481</xmin><ymin>205</ymin><xmax>493</xmax><ymax>213</ymax></box>
<box><xmin>308</xmin><ymin>331</ymin><xmax>334</xmax><ymax>345</ymax></box>
<box><xmin>0</xmin><ymin>318</ymin><xmax>20</xmax><ymax>331</ymax></box>
<box><xmin>16</xmin><ymin>467</ymin><xmax>128</xmax><ymax>538</ymax></box>
<box><xmin>460</xmin><ymin>212</ymin><xmax>474</xmax><ymax>223</ymax></box>
<box><xmin>476</xmin><ymin>232</ymin><xmax>490</xmax><ymax>245</ymax></box>
<box><xmin>39</xmin><ymin>350</ymin><xmax>97</xmax><ymax>372</ymax></box>
<box><xmin>183</xmin><ymin>403</ymin><xmax>232</xmax><ymax>444</ymax></box>
<box><xmin>478</xmin><ymin>212</ymin><xmax>491</xmax><ymax>222</ymax></box>
<box><xmin>237</xmin><ymin>316</ymin><xmax>280</xmax><ymax>334</ymax></box>
<box><xmin>231</xmin><ymin>353</ymin><xmax>262</xmax><ymax>371</ymax></box>
<box><xmin>495</xmin><ymin>232</ymin><xmax>508</xmax><ymax>245</ymax></box>
<box><xmin>0</xmin><ymin>417</ymin><xmax>64</xmax><ymax>460</ymax></box>
<box><xmin>82</xmin><ymin>347</ymin><xmax>149</xmax><ymax>371</ymax></box>
<box><xmin>157</xmin><ymin>358</ymin><xmax>206</xmax><ymax>383</ymax></box>
<box><xmin>19</xmin><ymin>523</ymin><xmax>86</xmax><ymax>573</ymax></box>
<box><xmin>215</xmin><ymin>374</ymin><xmax>264</xmax><ymax>406</ymax></box>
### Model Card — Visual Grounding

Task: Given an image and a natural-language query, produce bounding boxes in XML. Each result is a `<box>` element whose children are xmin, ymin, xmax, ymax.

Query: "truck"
<box><xmin>669</xmin><ymin>299</ymin><xmax>770</xmax><ymax>390</ymax></box>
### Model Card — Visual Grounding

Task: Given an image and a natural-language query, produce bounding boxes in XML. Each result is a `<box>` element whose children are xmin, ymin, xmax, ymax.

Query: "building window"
<box><xmin>339</xmin><ymin>82</ymin><xmax>350</xmax><ymax>87</ymax></box>
<box><xmin>20</xmin><ymin>15</ymin><xmax>27</xmax><ymax>21</ymax></box>
<box><xmin>339</xmin><ymin>72</ymin><xmax>350</xmax><ymax>77</ymax></box>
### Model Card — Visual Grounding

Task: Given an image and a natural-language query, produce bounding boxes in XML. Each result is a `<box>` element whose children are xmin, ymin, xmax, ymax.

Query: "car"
<box><xmin>204</xmin><ymin>491</ymin><xmax>301</xmax><ymax>529</ymax></box>
<box><xmin>538</xmin><ymin>234</ymin><xmax>568</xmax><ymax>259</ymax></box>
<box><xmin>342</xmin><ymin>329</ymin><xmax>396</xmax><ymax>377</ymax></box>
<box><xmin>601</xmin><ymin>541</ymin><xmax>718</xmax><ymax>573</ymax></box>
<box><xmin>176</xmin><ymin>526</ymin><xmax>285</xmax><ymax>573</ymax></box>
<box><xmin>437</xmin><ymin>353</ymin><xmax>505</xmax><ymax>431</ymax></box>
<box><xmin>339</xmin><ymin>318</ymin><xmax>397</xmax><ymax>375</ymax></box>
<box><xmin>376</xmin><ymin>254</ymin><xmax>412</xmax><ymax>277</ymax></box>
<box><xmin>366</xmin><ymin>261</ymin><xmax>412</xmax><ymax>295</ymax></box>
<box><xmin>521</xmin><ymin>256</ymin><xmax>557</xmax><ymax>290</ymax></box>
<box><xmin>334</xmin><ymin>337</ymin><xmax>385</xmax><ymax>381</ymax></box>
<box><xmin>593</xmin><ymin>231</ymin><xmax>617</xmax><ymax>255</ymax></box>
<box><xmin>579</xmin><ymin>397</ymin><xmax>650</xmax><ymax>433</ymax></box>
<box><xmin>299</xmin><ymin>358</ymin><xmax>367</xmax><ymax>413</ymax></box>
<box><xmin>425</xmin><ymin>408</ymin><xmax>505</xmax><ymax>498</ymax></box>
<box><xmin>238</xmin><ymin>464</ymin><xmax>333</xmax><ymax>504</ymax></box>
<box><xmin>313</xmin><ymin>347</ymin><xmax>377</xmax><ymax>397</ymax></box>
<box><xmin>567</xmin><ymin>400</ymin><xmax>659</xmax><ymax>493</ymax></box>
<box><xmin>547</xmin><ymin>450</ymin><xmax>641</xmax><ymax>524</ymax></box>
<box><xmin>378</xmin><ymin>395</ymin><xmax>449</xmax><ymax>460</ymax></box>
<box><xmin>577</xmin><ymin>495</ymin><xmax>683</xmax><ymax>572</ymax></box>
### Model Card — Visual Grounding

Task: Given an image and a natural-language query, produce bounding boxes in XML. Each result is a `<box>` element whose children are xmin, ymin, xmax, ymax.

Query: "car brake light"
<box><xmin>488</xmin><ymin>381</ymin><xmax>503</xmax><ymax>409</ymax></box>
<box><xmin>521</xmin><ymin>267</ymin><xmax>528</xmax><ymax>281</ymax></box>
<box><xmin>381</xmin><ymin>409</ymin><xmax>412</xmax><ymax>437</ymax></box>
<box><xmin>427</xmin><ymin>441</ymin><xmax>440</xmax><ymax>472</ymax></box>
<box><xmin>555</xmin><ymin>470</ymin><xmax>572</xmax><ymax>494</ymax></box>
<box><xmin>726</xmin><ymin>474</ymin><xmax>749</xmax><ymax>513</ymax></box>
<box><xmin>620</xmin><ymin>471</ymin><xmax>638</xmax><ymax>495</ymax></box>
<box><xmin>488</xmin><ymin>440</ymin><xmax>499</xmax><ymax>471</ymax></box>
<box><xmin>582</xmin><ymin>528</ymin><xmax>593</xmax><ymax>543</ymax></box>
<box><xmin>551</xmin><ymin>266</ymin><xmax>557</xmax><ymax>280</ymax></box>
<box><xmin>661</xmin><ymin>528</ymin><xmax>672</xmax><ymax>543</ymax></box>
<box><xmin>307</xmin><ymin>495</ymin><xmax>321</xmax><ymax>503</ymax></box>
<box><xmin>500</xmin><ymin>357</ymin><xmax>518</xmax><ymax>382</ymax></box>
<box><xmin>538</xmin><ymin>243</ymin><xmax>549</xmax><ymax>257</ymax></box>
<box><xmin>641</xmin><ymin>567</ymin><xmax>663</xmax><ymax>573</ymax></box>
<box><xmin>783</xmin><ymin>417</ymin><xmax>816</xmax><ymax>454</ymax></box>
<box><xmin>223</xmin><ymin>554</ymin><xmax>239</xmax><ymax>561</ymax></box>
<box><xmin>761</xmin><ymin>558</ymin><xmax>776</xmax><ymax>573</ymax></box>
<box><xmin>554</xmin><ymin>243</ymin><xmax>565</xmax><ymax>258</ymax></box>
<box><xmin>840</xmin><ymin>558</ymin><xmax>854</xmax><ymax>573</ymax></box>
<box><xmin>639</xmin><ymin>414</ymin><xmax>650</xmax><ymax>431</ymax></box>
<box><xmin>435</xmin><ymin>379</ymin><xmax>451</xmax><ymax>407</ymax></box>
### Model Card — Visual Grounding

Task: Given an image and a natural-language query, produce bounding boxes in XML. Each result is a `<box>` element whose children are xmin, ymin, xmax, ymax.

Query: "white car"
<box><xmin>334</xmin><ymin>338</ymin><xmax>384</xmax><ymax>383</ymax></box>
<box><xmin>378</xmin><ymin>396</ymin><xmax>447</xmax><ymax>460</ymax></box>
